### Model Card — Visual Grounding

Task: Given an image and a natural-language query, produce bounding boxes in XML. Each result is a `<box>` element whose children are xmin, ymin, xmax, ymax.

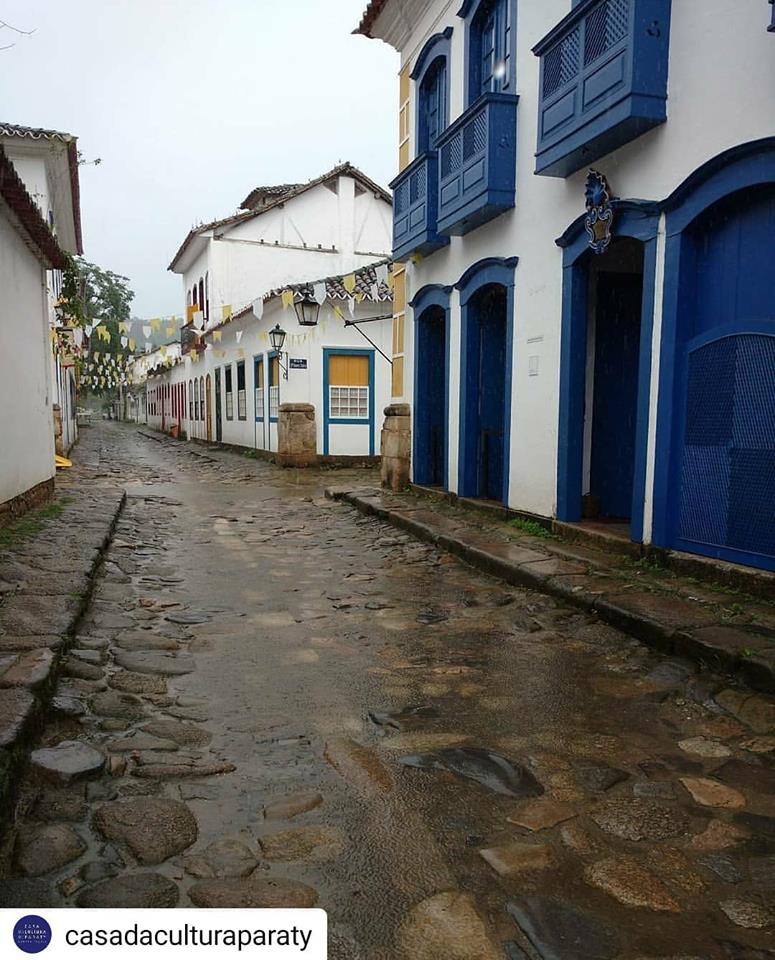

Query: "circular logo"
<box><xmin>13</xmin><ymin>916</ymin><xmax>52</xmax><ymax>954</ymax></box>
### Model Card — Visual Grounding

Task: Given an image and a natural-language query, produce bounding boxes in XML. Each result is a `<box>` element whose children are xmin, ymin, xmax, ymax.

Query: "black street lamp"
<box><xmin>269</xmin><ymin>324</ymin><xmax>289</xmax><ymax>380</ymax></box>
<box><xmin>293</xmin><ymin>297</ymin><xmax>321</xmax><ymax>327</ymax></box>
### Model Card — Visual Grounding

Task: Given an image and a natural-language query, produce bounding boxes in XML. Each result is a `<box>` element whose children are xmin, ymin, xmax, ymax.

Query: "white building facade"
<box><xmin>143</xmin><ymin>164</ymin><xmax>394</xmax><ymax>459</ymax></box>
<box><xmin>145</xmin><ymin>261</ymin><xmax>393</xmax><ymax>460</ymax></box>
<box><xmin>0</xmin><ymin>141</ymin><xmax>76</xmax><ymax>515</ymax></box>
<box><xmin>0</xmin><ymin>124</ymin><xmax>84</xmax><ymax>462</ymax></box>
<box><xmin>359</xmin><ymin>0</ymin><xmax>775</xmax><ymax>573</ymax></box>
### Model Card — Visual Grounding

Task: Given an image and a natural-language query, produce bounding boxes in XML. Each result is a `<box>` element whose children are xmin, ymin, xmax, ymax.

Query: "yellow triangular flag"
<box><xmin>343</xmin><ymin>274</ymin><xmax>356</xmax><ymax>294</ymax></box>
<box><xmin>150</xmin><ymin>318</ymin><xmax>161</xmax><ymax>332</ymax></box>
<box><xmin>222</xmin><ymin>305</ymin><xmax>232</xmax><ymax>321</ymax></box>
<box><xmin>165</xmin><ymin>326</ymin><xmax>175</xmax><ymax>338</ymax></box>
<box><xmin>281</xmin><ymin>290</ymin><xmax>294</xmax><ymax>310</ymax></box>
<box><xmin>238</xmin><ymin>348</ymin><xmax>245</xmax><ymax>359</ymax></box>
<box><xmin>332</xmin><ymin>304</ymin><xmax>344</xmax><ymax>321</ymax></box>
<box><xmin>128</xmin><ymin>338</ymin><xmax>136</xmax><ymax>352</ymax></box>
<box><xmin>213</xmin><ymin>330</ymin><xmax>222</xmax><ymax>342</ymax></box>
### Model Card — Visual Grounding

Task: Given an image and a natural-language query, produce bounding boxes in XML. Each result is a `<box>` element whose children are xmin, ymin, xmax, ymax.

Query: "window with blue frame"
<box><xmin>467</xmin><ymin>0</ymin><xmax>514</xmax><ymax>105</ymax></box>
<box><xmin>418</xmin><ymin>57</ymin><xmax>448</xmax><ymax>151</ymax></box>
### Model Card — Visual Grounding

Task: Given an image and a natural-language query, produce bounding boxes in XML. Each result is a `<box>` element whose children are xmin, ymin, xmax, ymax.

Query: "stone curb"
<box><xmin>0</xmin><ymin>490</ymin><xmax>128</xmax><ymax>822</ymax></box>
<box><xmin>328</xmin><ymin>489</ymin><xmax>775</xmax><ymax>697</ymax></box>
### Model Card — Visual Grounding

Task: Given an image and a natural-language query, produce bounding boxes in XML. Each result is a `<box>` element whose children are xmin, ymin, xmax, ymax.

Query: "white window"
<box><xmin>330</xmin><ymin>385</ymin><xmax>368</xmax><ymax>419</ymax></box>
<box><xmin>255</xmin><ymin>386</ymin><xmax>265</xmax><ymax>420</ymax></box>
<box><xmin>269</xmin><ymin>385</ymin><xmax>279</xmax><ymax>419</ymax></box>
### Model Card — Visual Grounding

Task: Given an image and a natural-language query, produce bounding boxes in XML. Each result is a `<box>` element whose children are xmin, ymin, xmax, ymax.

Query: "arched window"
<box><xmin>198</xmin><ymin>278</ymin><xmax>205</xmax><ymax>321</ymax></box>
<box><xmin>199</xmin><ymin>377</ymin><xmax>205</xmax><ymax>421</ymax></box>
<box><xmin>462</xmin><ymin>0</ymin><xmax>514</xmax><ymax>106</ymax></box>
<box><xmin>412</xmin><ymin>28</ymin><xmax>452</xmax><ymax>154</ymax></box>
<box><xmin>419</xmin><ymin>59</ymin><xmax>448</xmax><ymax>152</ymax></box>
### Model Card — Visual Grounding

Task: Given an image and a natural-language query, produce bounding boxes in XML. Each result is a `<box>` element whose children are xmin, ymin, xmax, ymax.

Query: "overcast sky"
<box><xmin>0</xmin><ymin>0</ymin><xmax>397</xmax><ymax>317</ymax></box>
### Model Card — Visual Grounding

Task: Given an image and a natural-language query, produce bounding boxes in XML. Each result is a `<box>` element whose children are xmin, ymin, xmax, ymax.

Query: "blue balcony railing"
<box><xmin>436</xmin><ymin>92</ymin><xmax>518</xmax><ymax>237</ymax></box>
<box><xmin>533</xmin><ymin>0</ymin><xmax>672</xmax><ymax>177</ymax></box>
<box><xmin>390</xmin><ymin>151</ymin><xmax>448</xmax><ymax>262</ymax></box>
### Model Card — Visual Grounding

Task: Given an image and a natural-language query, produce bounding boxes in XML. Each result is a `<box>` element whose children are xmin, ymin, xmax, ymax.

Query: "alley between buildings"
<box><xmin>1</xmin><ymin>423</ymin><xmax>774</xmax><ymax>960</ymax></box>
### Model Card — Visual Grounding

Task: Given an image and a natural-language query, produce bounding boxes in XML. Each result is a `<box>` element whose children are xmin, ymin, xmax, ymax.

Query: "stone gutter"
<box><xmin>0</xmin><ymin>488</ymin><xmax>127</xmax><ymax>827</ymax></box>
<box><xmin>327</xmin><ymin>487</ymin><xmax>775</xmax><ymax>697</ymax></box>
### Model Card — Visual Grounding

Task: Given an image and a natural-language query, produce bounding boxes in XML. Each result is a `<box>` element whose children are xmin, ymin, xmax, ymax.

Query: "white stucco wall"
<box><xmin>391</xmin><ymin>0</ymin><xmax>775</xmax><ymax>521</ymax></box>
<box><xmin>179</xmin><ymin>174</ymin><xmax>392</xmax><ymax>326</ymax></box>
<box><xmin>0</xmin><ymin>211</ymin><xmax>55</xmax><ymax>505</ymax></box>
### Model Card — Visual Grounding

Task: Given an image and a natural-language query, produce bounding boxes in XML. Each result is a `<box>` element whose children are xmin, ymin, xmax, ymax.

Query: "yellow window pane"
<box><xmin>270</xmin><ymin>356</ymin><xmax>279</xmax><ymax>384</ymax></box>
<box><xmin>391</xmin><ymin>356</ymin><xmax>404</xmax><ymax>398</ymax></box>
<box><xmin>393</xmin><ymin>267</ymin><xmax>406</xmax><ymax>313</ymax></box>
<box><xmin>399</xmin><ymin>66</ymin><xmax>410</xmax><ymax>102</ymax></box>
<box><xmin>399</xmin><ymin>141</ymin><xmax>410</xmax><ymax>172</ymax></box>
<box><xmin>329</xmin><ymin>354</ymin><xmax>369</xmax><ymax>386</ymax></box>
<box><xmin>257</xmin><ymin>362</ymin><xmax>264</xmax><ymax>387</ymax></box>
<box><xmin>392</xmin><ymin>313</ymin><xmax>405</xmax><ymax>355</ymax></box>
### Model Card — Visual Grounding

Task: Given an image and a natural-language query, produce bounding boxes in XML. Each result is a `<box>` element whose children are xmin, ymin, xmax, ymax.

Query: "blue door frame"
<box><xmin>457</xmin><ymin>257</ymin><xmax>517</xmax><ymax>505</ymax></box>
<box><xmin>411</xmin><ymin>284</ymin><xmax>452</xmax><ymax>488</ymax></box>
<box><xmin>253</xmin><ymin>355</ymin><xmax>265</xmax><ymax>450</ymax></box>
<box><xmin>556</xmin><ymin>202</ymin><xmax>660</xmax><ymax>543</ymax></box>
<box><xmin>651</xmin><ymin>140</ymin><xmax>775</xmax><ymax>571</ymax></box>
<box><xmin>322</xmin><ymin>348</ymin><xmax>376</xmax><ymax>456</ymax></box>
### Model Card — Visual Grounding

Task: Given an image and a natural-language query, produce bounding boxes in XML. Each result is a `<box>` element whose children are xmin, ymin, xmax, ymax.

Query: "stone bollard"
<box><xmin>277</xmin><ymin>403</ymin><xmax>317</xmax><ymax>468</ymax></box>
<box><xmin>380</xmin><ymin>402</ymin><xmax>411</xmax><ymax>491</ymax></box>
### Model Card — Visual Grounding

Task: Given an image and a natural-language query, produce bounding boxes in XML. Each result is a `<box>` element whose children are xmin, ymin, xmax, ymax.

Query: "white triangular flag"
<box><xmin>371</xmin><ymin>283</ymin><xmax>380</xmax><ymax>301</ymax></box>
<box><xmin>376</xmin><ymin>263</ymin><xmax>388</xmax><ymax>285</ymax></box>
<box><xmin>252</xmin><ymin>298</ymin><xmax>264</xmax><ymax>321</ymax></box>
<box><xmin>348</xmin><ymin>297</ymin><xmax>355</xmax><ymax>317</ymax></box>
<box><xmin>121</xmin><ymin>336</ymin><xmax>128</xmax><ymax>348</ymax></box>
<box><xmin>235</xmin><ymin>330</ymin><xmax>243</xmax><ymax>343</ymax></box>
<box><xmin>192</xmin><ymin>310</ymin><xmax>204</xmax><ymax>330</ymax></box>
<box><xmin>313</xmin><ymin>282</ymin><xmax>327</xmax><ymax>306</ymax></box>
<box><xmin>142</xmin><ymin>324</ymin><xmax>151</xmax><ymax>338</ymax></box>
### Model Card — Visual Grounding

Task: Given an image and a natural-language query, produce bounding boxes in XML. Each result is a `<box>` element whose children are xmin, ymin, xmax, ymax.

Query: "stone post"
<box><xmin>277</xmin><ymin>403</ymin><xmax>317</xmax><ymax>468</ymax></box>
<box><xmin>380</xmin><ymin>402</ymin><xmax>411</xmax><ymax>491</ymax></box>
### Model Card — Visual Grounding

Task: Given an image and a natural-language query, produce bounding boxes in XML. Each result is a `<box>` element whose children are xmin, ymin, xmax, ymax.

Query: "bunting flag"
<box><xmin>348</xmin><ymin>297</ymin><xmax>356</xmax><ymax>317</ymax></box>
<box><xmin>376</xmin><ymin>263</ymin><xmax>389</xmax><ymax>286</ymax></box>
<box><xmin>142</xmin><ymin>324</ymin><xmax>151</xmax><ymax>339</ymax></box>
<box><xmin>332</xmin><ymin>304</ymin><xmax>345</xmax><ymax>321</ymax></box>
<box><xmin>237</xmin><ymin>348</ymin><xmax>245</xmax><ymax>359</ymax></box>
<box><xmin>235</xmin><ymin>330</ymin><xmax>243</xmax><ymax>343</ymax></box>
<box><xmin>192</xmin><ymin>311</ymin><xmax>204</xmax><ymax>330</ymax></box>
<box><xmin>128</xmin><ymin>338</ymin><xmax>136</xmax><ymax>352</ymax></box>
<box><xmin>281</xmin><ymin>290</ymin><xmax>294</xmax><ymax>310</ymax></box>
<box><xmin>313</xmin><ymin>282</ymin><xmax>327</xmax><ymax>306</ymax></box>
<box><xmin>213</xmin><ymin>330</ymin><xmax>222</xmax><ymax>342</ymax></box>
<box><xmin>371</xmin><ymin>283</ymin><xmax>380</xmax><ymax>301</ymax></box>
<box><xmin>343</xmin><ymin>273</ymin><xmax>356</xmax><ymax>294</ymax></box>
<box><xmin>150</xmin><ymin>318</ymin><xmax>161</xmax><ymax>333</ymax></box>
<box><xmin>118</xmin><ymin>321</ymin><xmax>129</xmax><ymax>334</ymax></box>
<box><xmin>121</xmin><ymin>336</ymin><xmax>128</xmax><ymax>348</ymax></box>
<box><xmin>145</xmin><ymin>343</ymin><xmax>152</xmax><ymax>353</ymax></box>
<box><xmin>165</xmin><ymin>325</ymin><xmax>175</xmax><ymax>338</ymax></box>
<box><xmin>252</xmin><ymin>298</ymin><xmax>264</xmax><ymax>320</ymax></box>
<box><xmin>221</xmin><ymin>304</ymin><xmax>232</xmax><ymax>321</ymax></box>
<box><xmin>355</xmin><ymin>291</ymin><xmax>365</xmax><ymax>303</ymax></box>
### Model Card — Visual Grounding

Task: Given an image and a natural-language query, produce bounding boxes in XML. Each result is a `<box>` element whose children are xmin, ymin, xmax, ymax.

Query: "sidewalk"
<box><xmin>327</xmin><ymin>484</ymin><xmax>775</xmax><ymax>696</ymax></box>
<box><xmin>0</xmin><ymin>427</ymin><xmax>126</xmax><ymax>820</ymax></box>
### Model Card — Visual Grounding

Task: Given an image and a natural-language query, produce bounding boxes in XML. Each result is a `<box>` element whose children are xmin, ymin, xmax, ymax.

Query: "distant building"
<box><xmin>141</xmin><ymin>163</ymin><xmax>394</xmax><ymax>462</ymax></box>
<box><xmin>0</xmin><ymin>123</ymin><xmax>83</xmax><ymax>519</ymax></box>
<box><xmin>357</xmin><ymin>0</ymin><xmax>775</xmax><ymax>573</ymax></box>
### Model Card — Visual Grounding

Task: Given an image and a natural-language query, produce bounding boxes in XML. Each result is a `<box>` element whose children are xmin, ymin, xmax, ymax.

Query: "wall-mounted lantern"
<box><xmin>293</xmin><ymin>297</ymin><xmax>321</xmax><ymax>327</ymax></box>
<box><xmin>269</xmin><ymin>324</ymin><xmax>289</xmax><ymax>379</ymax></box>
<box><xmin>769</xmin><ymin>0</ymin><xmax>775</xmax><ymax>32</ymax></box>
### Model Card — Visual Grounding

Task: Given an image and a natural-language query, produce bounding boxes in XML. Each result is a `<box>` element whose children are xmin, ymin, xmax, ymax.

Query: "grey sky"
<box><xmin>0</xmin><ymin>0</ymin><xmax>397</xmax><ymax>317</ymax></box>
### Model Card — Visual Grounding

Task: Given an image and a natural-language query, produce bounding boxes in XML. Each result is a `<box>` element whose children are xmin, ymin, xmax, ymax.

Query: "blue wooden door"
<box><xmin>671</xmin><ymin>185</ymin><xmax>775</xmax><ymax>570</ymax></box>
<box><xmin>590</xmin><ymin>273</ymin><xmax>643</xmax><ymax>520</ymax></box>
<box><xmin>477</xmin><ymin>287</ymin><xmax>507</xmax><ymax>501</ymax></box>
<box><xmin>415</xmin><ymin>309</ymin><xmax>447</xmax><ymax>486</ymax></box>
<box><xmin>214</xmin><ymin>368</ymin><xmax>222</xmax><ymax>442</ymax></box>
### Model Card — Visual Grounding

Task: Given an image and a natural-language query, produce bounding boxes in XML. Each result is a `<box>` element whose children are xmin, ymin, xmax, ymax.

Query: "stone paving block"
<box><xmin>0</xmin><ymin>649</ymin><xmax>55</xmax><ymax>689</ymax></box>
<box><xmin>0</xmin><ymin>687</ymin><xmax>35</xmax><ymax>748</ymax></box>
<box><xmin>0</xmin><ymin>594</ymin><xmax>79</xmax><ymax>637</ymax></box>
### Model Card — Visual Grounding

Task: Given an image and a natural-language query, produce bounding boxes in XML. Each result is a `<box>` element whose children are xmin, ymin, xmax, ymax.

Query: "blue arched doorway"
<box><xmin>457</xmin><ymin>257</ymin><xmax>517</xmax><ymax>505</ymax></box>
<box><xmin>653</xmin><ymin>142</ymin><xmax>775</xmax><ymax>571</ymax></box>
<box><xmin>411</xmin><ymin>285</ymin><xmax>451</xmax><ymax>488</ymax></box>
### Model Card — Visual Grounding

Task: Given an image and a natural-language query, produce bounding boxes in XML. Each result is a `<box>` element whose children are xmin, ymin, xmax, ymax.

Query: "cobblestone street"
<box><xmin>1</xmin><ymin>423</ymin><xmax>774</xmax><ymax>959</ymax></box>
